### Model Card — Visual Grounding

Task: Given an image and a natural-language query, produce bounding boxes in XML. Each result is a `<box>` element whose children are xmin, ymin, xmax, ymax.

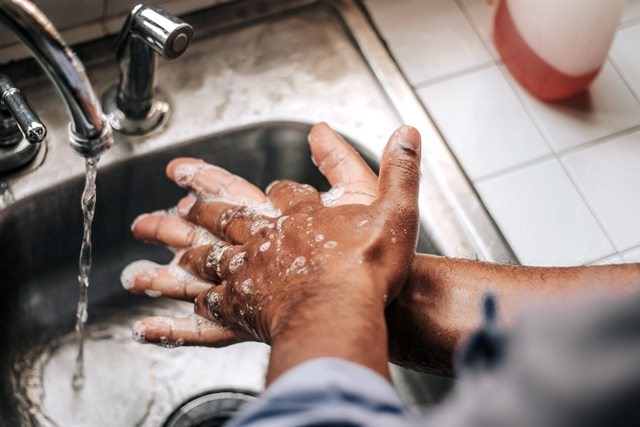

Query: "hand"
<box><xmin>125</xmin><ymin>123</ymin><xmax>422</xmax><ymax>378</ymax></box>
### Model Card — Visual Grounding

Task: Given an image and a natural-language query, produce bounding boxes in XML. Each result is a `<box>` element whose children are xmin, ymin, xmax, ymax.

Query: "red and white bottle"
<box><xmin>494</xmin><ymin>0</ymin><xmax>626</xmax><ymax>101</ymax></box>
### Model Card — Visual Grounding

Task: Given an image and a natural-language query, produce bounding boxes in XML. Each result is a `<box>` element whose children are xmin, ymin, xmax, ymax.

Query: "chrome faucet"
<box><xmin>0</xmin><ymin>0</ymin><xmax>112</xmax><ymax>160</ymax></box>
<box><xmin>102</xmin><ymin>5</ymin><xmax>193</xmax><ymax>135</ymax></box>
<box><xmin>0</xmin><ymin>74</ymin><xmax>45</xmax><ymax>172</ymax></box>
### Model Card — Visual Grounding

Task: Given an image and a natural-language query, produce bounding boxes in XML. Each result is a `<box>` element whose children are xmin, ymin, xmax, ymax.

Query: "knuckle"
<box><xmin>387</xmin><ymin>157</ymin><xmax>420</xmax><ymax>181</ymax></box>
<box><xmin>218</xmin><ymin>206</ymin><xmax>247</xmax><ymax>238</ymax></box>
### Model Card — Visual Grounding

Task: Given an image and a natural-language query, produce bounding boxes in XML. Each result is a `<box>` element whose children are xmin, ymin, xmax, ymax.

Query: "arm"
<box><xmin>387</xmin><ymin>254</ymin><xmax>640</xmax><ymax>375</ymax></box>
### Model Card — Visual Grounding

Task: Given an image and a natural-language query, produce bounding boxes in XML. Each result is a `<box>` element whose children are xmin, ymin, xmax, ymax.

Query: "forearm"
<box><xmin>387</xmin><ymin>254</ymin><xmax>640</xmax><ymax>375</ymax></box>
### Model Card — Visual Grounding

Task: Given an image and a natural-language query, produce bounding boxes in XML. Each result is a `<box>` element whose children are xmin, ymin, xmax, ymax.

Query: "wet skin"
<box><xmin>126</xmin><ymin>122</ymin><xmax>640</xmax><ymax>378</ymax></box>
<box><xmin>127</xmin><ymin>124</ymin><xmax>421</xmax><ymax>382</ymax></box>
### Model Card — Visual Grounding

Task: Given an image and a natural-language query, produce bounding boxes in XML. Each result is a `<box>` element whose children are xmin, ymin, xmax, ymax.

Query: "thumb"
<box><xmin>375</xmin><ymin>125</ymin><xmax>421</xmax><ymax>211</ymax></box>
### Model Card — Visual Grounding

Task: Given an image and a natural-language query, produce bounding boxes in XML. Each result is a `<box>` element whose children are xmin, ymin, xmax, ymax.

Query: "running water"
<box><xmin>71</xmin><ymin>157</ymin><xmax>99</xmax><ymax>391</ymax></box>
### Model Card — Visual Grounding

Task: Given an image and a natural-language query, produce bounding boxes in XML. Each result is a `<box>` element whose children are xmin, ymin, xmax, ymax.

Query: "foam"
<box><xmin>194</xmin><ymin>225</ymin><xmax>219</xmax><ymax>246</ymax></box>
<box><xmin>289</xmin><ymin>256</ymin><xmax>308</xmax><ymax>275</ymax></box>
<box><xmin>173</xmin><ymin>163</ymin><xmax>201</xmax><ymax>187</ymax></box>
<box><xmin>321</xmin><ymin>186</ymin><xmax>345</xmax><ymax>207</ymax></box>
<box><xmin>228</xmin><ymin>251</ymin><xmax>246</xmax><ymax>274</ymax></box>
<box><xmin>177</xmin><ymin>193</ymin><xmax>197</xmax><ymax>216</ymax></box>
<box><xmin>259</xmin><ymin>241</ymin><xmax>271</xmax><ymax>252</ymax></box>
<box><xmin>240</xmin><ymin>278</ymin><xmax>253</xmax><ymax>294</ymax></box>
<box><xmin>120</xmin><ymin>260</ymin><xmax>158</xmax><ymax>290</ymax></box>
<box><xmin>132</xmin><ymin>321</ymin><xmax>146</xmax><ymax>343</ymax></box>
<box><xmin>314</xmin><ymin>234</ymin><xmax>325</xmax><ymax>243</ymax></box>
<box><xmin>323</xmin><ymin>241</ymin><xmax>337</xmax><ymax>249</ymax></box>
<box><xmin>144</xmin><ymin>290</ymin><xmax>162</xmax><ymax>298</ymax></box>
<box><xmin>251</xmin><ymin>219</ymin><xmax>273</xmax><ymax>235</ymax></box>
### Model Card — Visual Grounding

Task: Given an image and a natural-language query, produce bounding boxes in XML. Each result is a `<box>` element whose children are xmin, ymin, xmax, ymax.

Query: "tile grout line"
<box><xmin>608</xmin><ymin>54</ymin><xmax>640</xmax><ymax>105</ymax></box>
<box><xmin>454</xmin><ymin>0</ymin><xmax>500</xmax><ymax>60</ymax></box>
<box><xmin>412</xmin><ymin>0</ymin><xmax>499</xmax><ymax>90</ymax></box>
<box><xmin>621</xmin><ymin>242</ymin><xmax>640</xmax><ymax>258</ymax></box>
<box><xmin>475</xmin><ymin>120</ymin><xmax>640</xmax><ymax>183</ymax></box>
<box><xmin>412</xmin><ymin>60</ymin><xmax>496</xmax><ymax>89</ymax></box>
<box><xmin>474</xmin><ymin>152</ymin><xmax>556</xmax><ymax>184</ymax></box>
<box><xmin>558</xmin><ymin>123</ymin><xmax>640</xmax><ymax>157</ymax></box>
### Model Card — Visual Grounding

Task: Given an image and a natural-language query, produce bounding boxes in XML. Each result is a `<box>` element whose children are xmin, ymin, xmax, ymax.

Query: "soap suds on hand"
<box><xmin>321</xmin><ymin>186</ymin><xmax>344</xmax><ymax>207</ymax></box>
<box><xmin>259</xmin><ymin>241</ymin><xmax>271</xmax><ymax>252</ymax></box>
<box><xmin>228</xmin><ymin>251</ymin><xmax>246</xmax><ymax>274</ymax></box>
<box><xmin>120</xmin><ymin>260</ymin><xmax>158</xmax><ymax>290</ymax></box>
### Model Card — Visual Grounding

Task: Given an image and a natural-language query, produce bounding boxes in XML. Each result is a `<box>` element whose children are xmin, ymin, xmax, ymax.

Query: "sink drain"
<box><xmin>164</xmin><ymin>390</ymin><xmax>257</xmax><ymax>427</ymax></box>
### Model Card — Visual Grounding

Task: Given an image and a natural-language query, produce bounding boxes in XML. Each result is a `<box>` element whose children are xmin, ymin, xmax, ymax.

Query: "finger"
<box><xmin>166</xmin><ymin>158</ymin><xmax>266</xmax><ymax>202</ymax></box>
<box><xmin>179</xmin><ymin>195</ymin><xmax>273</xmax><ymax>244</ymax></box>
<box><xmin>131</xmin><ymin>211</ymin><xmax>217</xmax><ymax>248</ymax></box>
<box><xmin>374</xmin><ymin>125</ymin><xmax>421</xmax><ymax>216</ymax></box>
<box><xmin>179</xmin><ymin>242</ymin><xmax>243</xmax><ymax>282</ymax></box>
<box><xmin>132</xmin><ymin>315</ymin><xmax>241</xmax><ymax>347</ymax></box>
<box><xmin>121</xmin><ymin>260</ymin><xmax>212</xmax><ymax>301</ymax></box>
<box><xmin>266</xmin><ymin>180</ymin><xmax>322</xmax><ymax>213</ymax></box>
<box><xmin>194</xmin><ymin>283</ymin><xmax>232</xmax><ymax>326</ymax></box>
<box><xmin>308</xmin><ymin>122</ymin><xmax>378</xmax><ymax>204</ymax></box>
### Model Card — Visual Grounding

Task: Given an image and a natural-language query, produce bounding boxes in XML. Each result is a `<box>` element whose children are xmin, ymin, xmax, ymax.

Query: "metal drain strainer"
<box><xmin>164</xmin><ymin>390</ymin><xmax>257</xmax><ymax>427</ymax></box>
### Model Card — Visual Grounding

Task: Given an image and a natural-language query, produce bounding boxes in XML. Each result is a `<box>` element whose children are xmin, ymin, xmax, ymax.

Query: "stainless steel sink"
<box><xmin>1</xmin><ymin>123</ymin><xmax>436</xmax><ymax>426</ymax></box>
<box><xmin>0</xmin><ymin>1</ymin><xmax>513</xmax><ymax>425</ymax></box>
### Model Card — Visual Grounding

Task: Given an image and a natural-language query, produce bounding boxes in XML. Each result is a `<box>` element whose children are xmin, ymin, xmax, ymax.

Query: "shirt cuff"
<box><xmin>228</xmin><ymin>357</ymin><xmax>412</xmax><ymax>427</ymax></box>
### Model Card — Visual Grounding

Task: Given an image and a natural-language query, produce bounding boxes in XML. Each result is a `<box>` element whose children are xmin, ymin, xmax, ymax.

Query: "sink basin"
<box><xmin>0</xmin><ymin>123</ymin><xmax>439</xmax><ymax>426</ymax></box>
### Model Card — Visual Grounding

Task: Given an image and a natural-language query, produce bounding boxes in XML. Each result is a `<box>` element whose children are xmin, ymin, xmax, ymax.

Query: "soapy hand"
<box><xmin>124</xmin><ymin>123</ymin><xmax>421</xmax><ymax>347</ymax></box>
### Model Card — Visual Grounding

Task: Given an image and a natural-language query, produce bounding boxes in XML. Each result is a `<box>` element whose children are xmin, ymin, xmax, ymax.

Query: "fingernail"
<box><xmin>177</xmin><ymin>193</ymin><xmax>197</xmax><ymax>216</ymax></box>
<box><xmin>130</xmin><ymin>213</ymin><xmax>149</xmax><ymax>233</ymax></box>
<box><xmin>120</xmin><ymin>260</ymin><xmax>157</xmax><ymax>290</ymax></box>
<box><xmin>266</xmin><ymin>180</ymin><xmax>280</xmax><ymax>194</ymax></box>
<box><xmin>173</xmin><ymin>163</ymin><xmax>200</xmax><ymax>187</ymax></box>
<box><xmin>395</xmin><ymin>125</ymin><xmax>421</xmax><ymax>152</ymax></box>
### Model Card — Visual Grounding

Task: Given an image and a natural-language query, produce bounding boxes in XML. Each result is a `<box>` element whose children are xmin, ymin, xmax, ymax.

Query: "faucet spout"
<box><xmin>0</xmin><ymin>0</ymin><xmax>112</xmax><ymax>158</ymax></box>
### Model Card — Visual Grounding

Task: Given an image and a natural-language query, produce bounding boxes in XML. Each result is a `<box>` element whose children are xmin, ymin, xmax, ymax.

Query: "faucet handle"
<box><xmin>0</xmin><ymin>74</ymin><xmax>46</xmax><ymax>145</ymax></box>
<box><xmin>118</xmin><ymin>5</ymin><xmax>193</xmax><ymax>60</ymax></box>
<box><xmin>102</xmin><ymin>5</ymin><xmax>193</xmax><ymax>135</ymax></box>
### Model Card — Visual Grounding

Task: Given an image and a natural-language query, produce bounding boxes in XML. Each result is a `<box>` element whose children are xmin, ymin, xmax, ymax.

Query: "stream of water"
<box><xmin>71</xmin><ymin>157</ymin><xmax>99</xmax><ymax>391</ymax></box>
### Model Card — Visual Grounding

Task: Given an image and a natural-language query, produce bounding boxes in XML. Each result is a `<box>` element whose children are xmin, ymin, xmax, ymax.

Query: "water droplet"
<box><xmin>323</xmin><ymin>241</ymin><xmax>337</xmax><ymax>249</ymax></box>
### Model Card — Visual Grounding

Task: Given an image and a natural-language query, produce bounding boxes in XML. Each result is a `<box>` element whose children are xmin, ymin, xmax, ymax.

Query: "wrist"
<box><xmin>386</xmin><ymin>254</ymin><xmax>457</xmax><ymax>375</ymax></box>
<box><xmin>265</xmin><ymin>273</ymin><xmax>390</xmax><ymax>384</ymax></box>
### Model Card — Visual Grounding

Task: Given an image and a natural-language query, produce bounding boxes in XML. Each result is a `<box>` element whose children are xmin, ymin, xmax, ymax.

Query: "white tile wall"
<box><xmin>621</xmin><ymin>0</ymin><xmax>640</xmax><ymax>24</ymax></box>
<box><xmin>623</xmin><ymin>247</ymin><xmax>640</xmax><ymax>263</ymax></box>
<box><xmin>365</xmin><ymin>0</ymin><xmax>492</xmax><ymax>85</ymax></box>
<box><xmin>611</xmin><ymin>24</ymin><xmax>640</xmax><ymax>99</ymax></box>
<box><xmin>563</xmin><ymin>130</ymin><xmax>640</xmax><ymax>252</ymax></box>
<box><xmin>475</xmin><ymin>158</ymin><xmax>614</xmax><ymax>266</ymax></box>
<box><xmin>417</xmin><ymin>65</ymin><xmax>550</xmax><ymax>180</ymax></box>
<box><xmin>508</xmin><ymin>62</ymin><xmax>640</xmax><ymax>153</ymax></box>
<box><xmin>0</xmin><ymin>0</ymin><xmax>231</xmax><ymax>63</ymax></box>
<box><xmin>457</xmin><ymin>0</ymin><xmax>498</xmax><ymax>58</ymax></box>
<box><xmin>365</xmin><ymin>0</ymin><xmax>640</xmax><ymax>266</ymax></box>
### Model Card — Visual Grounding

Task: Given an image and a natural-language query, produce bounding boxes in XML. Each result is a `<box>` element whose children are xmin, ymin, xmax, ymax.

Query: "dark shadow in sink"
<box><xmin>0</xmin><ymin>121</ymin><xmax>440</xmax><ymax>426</ymax></box>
